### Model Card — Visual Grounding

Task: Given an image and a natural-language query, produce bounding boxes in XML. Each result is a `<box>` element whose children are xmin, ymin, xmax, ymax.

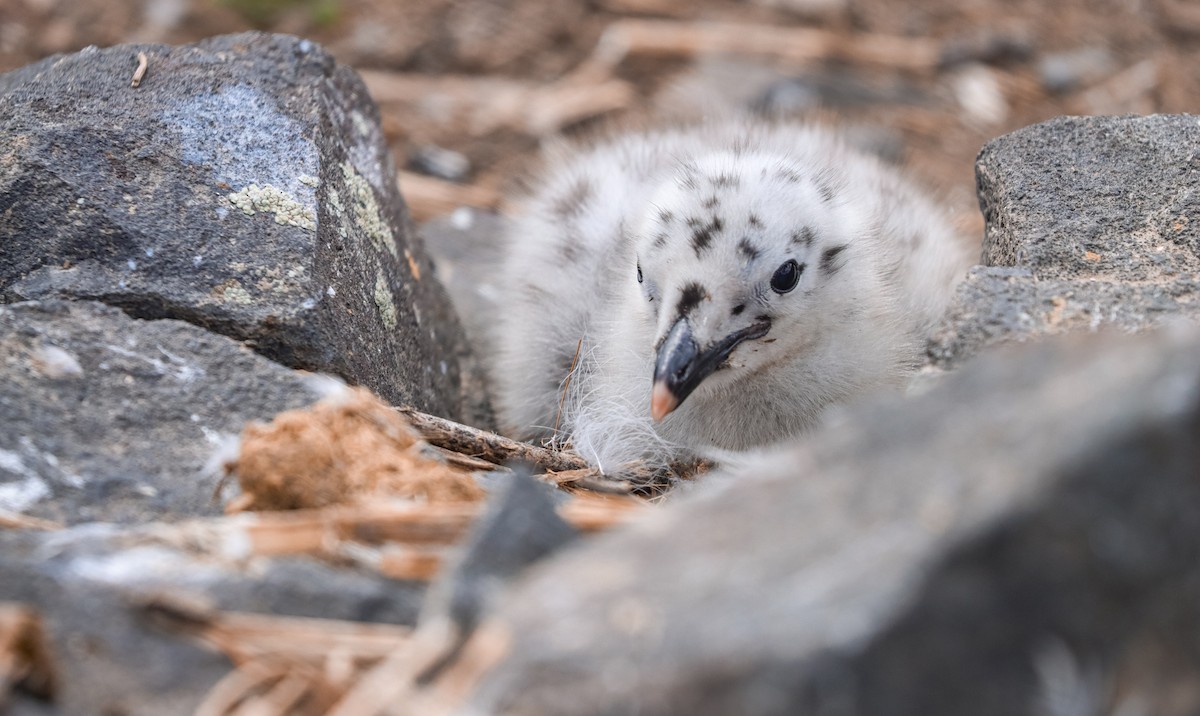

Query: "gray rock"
<box><xmin>465</xmin><ymin>324</ymin><xmax>1200</xmax><ymax>716</ymax></box>
<box><xmin>934</xmin><ymin>115</ymin><xmax>1200</xmax><ymax>365</ymax></box>
<box><xmin>408</xmin><ymin>145</ymin><xmax>473</xmax><ymax>183</ymax></box>
<box><xmin>928</xmin><ymin>266</ymin><xmax>1200</xmax><ymax>367</ymax></box>
<box><xmin>977</xmin><ymin>114</ymin><xmax>1200</xmax><ymax>282</ymax></box>
<box><xmin>0</xmin><ymin>33</ymin><xmax>470</xmax><ymax>419</ymax></box>
<box><xmin>0</xmin><ymin>299</ymin><xmax>325</xmax><ymax>525</ymax></box>
<box><xmin>0</xmin><ymin>521</ymin><xmax>424</xmax><ymax>715</ymax></box>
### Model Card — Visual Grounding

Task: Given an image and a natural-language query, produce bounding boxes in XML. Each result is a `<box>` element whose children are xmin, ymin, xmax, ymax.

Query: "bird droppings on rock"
<box><xmin>225</xmin><ymin>386</ymin><xmax>485</xmax><ymax>513</ymax></box>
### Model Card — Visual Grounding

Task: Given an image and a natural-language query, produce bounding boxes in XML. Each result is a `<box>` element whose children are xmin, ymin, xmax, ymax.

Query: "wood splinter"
<box><xmin>0</xmin><ymin>603</ymin><xmax>56</xmax><ymax>701</ymax></box>
<box><xmin>131</xmin><ymin>51</ymin><xmax>148</xmax><ymax>88</ymax></box>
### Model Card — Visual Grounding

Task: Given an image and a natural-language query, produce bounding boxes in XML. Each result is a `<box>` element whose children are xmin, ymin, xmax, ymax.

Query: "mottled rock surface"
<box><xmin>467</xmin><ymin>324</ymin><xmax>1200</xmax><ymax>716</ymax></box>
<box><xmin>977</xmin><ymin>115</ymin><xmax>1200</xmax><ymax>281</ymax></box>
<box><xmin>0</xmin><ymin>33</ymin><xmax>470</xmax><ymax>419</ymax></box>
<box><xmin>929</xmin><ymin>265</ymin><xmax>1200</xmax><ymax>366</ymax></box>
<box><xmin>931</xmin><ymin>114</ymin><xmax>1200</xmax><ymax>366</ymax></box>
<box><xmin>0</xmin><ymin>299</ymin><xmax>325</xmax><ymax>524</ymax></box>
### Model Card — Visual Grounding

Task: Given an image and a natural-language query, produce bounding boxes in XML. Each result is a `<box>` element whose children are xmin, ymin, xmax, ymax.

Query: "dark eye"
<box><xmin>637</xmin><ymin>263</ymin><xmax>643</xmax><ymax>284</ymax></box>
<box><xmin>770</xmin><ymin>259</ymin><xmax>802</xmax><ymax>294</ymax></box>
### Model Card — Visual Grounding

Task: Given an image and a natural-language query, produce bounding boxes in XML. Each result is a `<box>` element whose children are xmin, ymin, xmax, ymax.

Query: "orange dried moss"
<box><xmin>228</xmin><ymin>387</ymin><xmax>484</xmax><ymax>512</ymax></box>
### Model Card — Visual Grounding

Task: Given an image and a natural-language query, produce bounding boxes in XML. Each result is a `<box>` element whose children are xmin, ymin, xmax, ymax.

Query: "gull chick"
<box><xmin>491</xmin><ymin>122</ymin><xmax>970</xmax><ymax>472</ymax></box>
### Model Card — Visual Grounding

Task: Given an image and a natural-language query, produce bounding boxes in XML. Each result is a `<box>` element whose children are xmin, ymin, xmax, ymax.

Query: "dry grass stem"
<box><xmin>593</xmin><ymin>19</ymin><xmax>942</xmax><ymax>73</ymax></box>
<box><xmin>0</xmin><ymin>510</ymin><xmax>60</xmax><ymax>531</ymax></box>
<box><xmin>130</xmin><ymin>50</ymin><xmax>148</xmax><ymax>87</ymax></box>
<box><xmin>552</xmin><ymin>337</ymin><xmax>584</xmax><ymax>439</ymax></box>
<box><xmin>397</xmin><ymin>171</ymin><xmax>502</xmax><ymax>221</ymax></box>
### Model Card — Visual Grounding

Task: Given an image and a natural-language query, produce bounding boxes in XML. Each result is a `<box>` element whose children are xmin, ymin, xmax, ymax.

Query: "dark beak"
<box><xmin>650</xmin><ymin>316</ymin><xmax>771</xmax><ymax>420</ymax></box>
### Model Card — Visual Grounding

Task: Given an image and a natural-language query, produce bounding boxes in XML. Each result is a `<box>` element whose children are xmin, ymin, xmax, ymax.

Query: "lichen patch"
<box><xmin>374</xmin><ymin>272</ymin><xmax>398</xmax><ymax>330</ymax></box>
<box><xmin>340</xmin><ymin>161</ymin><xmax>397</xmax><ymax>258</ymax></box>
<box><xmin>227</xmin><ymin>183</ymin><xmax>317</xmax><ymax>232</ymax></box>
<box><xmin>212</xmin><ymin>278</ymin><xmax>254</xmax><ymax>305</ymax></box>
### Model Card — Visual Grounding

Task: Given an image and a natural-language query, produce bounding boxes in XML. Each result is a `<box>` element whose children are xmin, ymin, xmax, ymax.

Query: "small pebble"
<box><xmin>1039</xmin><ymin>47</ymin><xmax>1116</xmax><ymax>94</ymax></box>
<box><xmin>407</xmin><ymin>145</ymin><xmax>472</xmax><ymax>183</ymax></box>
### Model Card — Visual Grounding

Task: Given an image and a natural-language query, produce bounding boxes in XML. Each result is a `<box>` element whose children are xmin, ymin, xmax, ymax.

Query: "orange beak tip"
<box><xmin>650</xmin><ymin>381</ymin><xmax>678</xmax><ymax>422</ymax></box>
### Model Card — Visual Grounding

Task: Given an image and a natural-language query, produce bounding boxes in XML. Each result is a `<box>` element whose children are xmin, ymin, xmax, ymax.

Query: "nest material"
<box><xmin>228</xmin><ymin>386</ymin><xmax>485</xmax><ymax>512</ymax></box>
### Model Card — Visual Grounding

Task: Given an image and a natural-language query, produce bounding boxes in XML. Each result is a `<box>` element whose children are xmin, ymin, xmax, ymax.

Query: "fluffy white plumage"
<box><xmin>490</xmin><ymin>121</ymin><xmax>970</xmax><ymax>473</ymax></box>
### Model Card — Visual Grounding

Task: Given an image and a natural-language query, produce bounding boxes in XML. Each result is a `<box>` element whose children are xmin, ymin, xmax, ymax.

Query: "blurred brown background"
<box><xmin>2</xmin><ymin>0</ymin><xmax>1197</xmax><ymax>235</ymax></box>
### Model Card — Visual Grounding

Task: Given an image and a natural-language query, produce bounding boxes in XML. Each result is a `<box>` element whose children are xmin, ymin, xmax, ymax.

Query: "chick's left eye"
<box><xmin>770</xmin><ymin>259</ymin><xmax>802</xmax><ymax>294</ymax></box>
<box><xmin>637</xmin><ymin>263</ymin><xmax>643</xmax><ymax>283</ymax></box>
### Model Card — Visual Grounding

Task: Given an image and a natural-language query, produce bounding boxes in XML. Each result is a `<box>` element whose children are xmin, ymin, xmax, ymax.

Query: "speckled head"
<box><xmin>630</xmin><ymin>150</ymin><xmax>864</xmax><ymax>419</ymax></box>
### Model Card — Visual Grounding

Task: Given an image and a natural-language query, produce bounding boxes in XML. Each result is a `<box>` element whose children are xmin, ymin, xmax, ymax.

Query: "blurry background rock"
<box><xmin>0</xmin><ymin>0</ymin><xmax>1187</xmax><ymax>235</ymax></box>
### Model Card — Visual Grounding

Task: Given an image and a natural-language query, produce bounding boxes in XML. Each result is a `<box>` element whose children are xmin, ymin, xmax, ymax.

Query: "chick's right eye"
<box><xmin>770</xmin><ymin>259</ymin><xmax>802</xmax><ymax>294</ymax></box>
<box><xmin>637</xmin><ymin>263</ymin><xmax>643</xmax><ymax>283</ymax></box>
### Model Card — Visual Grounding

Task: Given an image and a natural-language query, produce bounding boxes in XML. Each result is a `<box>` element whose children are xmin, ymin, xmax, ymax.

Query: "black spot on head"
<box><xmin>657</xmin><ymin>209</ymin><xmax>675</xmax><ymax>225</ymax></box>
<box><xmin>813</xmin><ymin>169</ymin><xmax>841</xmax><ymax>204</ymax></box>
<box><xmin>702</xmin><ymin>195</ymin><xmax>720</xmax><ymax>210</ymax></box>
<box><xmin>820</xmin><ymin>244</ymin><xmax>849</xmax><ymax>276</ymax></box>
<box><xmin>653</xmin><ymin>231</ymin><xmax>670</xmax><ymax>249</ymax></box>
<box><xmin>710</xmin><ymin>173</ymin><xmax>740</xmax><ymax>189</ymax></box>
<box><xmin>791</xmin><ymin>226</ymin><xmax>817</xmax><ymax>247</ymax></box>
<box><xmin>816</xmin><ymin>181</ymin><xmax>837</xmax><ymax>203</ymax></box>
<box><xmin>691</xmin><ymin>216</ymin><xmax>724</xmax><ymax>256</ymax></box>
<box><xmin>747</xmin><ymin>213</ymin><xmax>764</xmax><ymax>228</ymax></box>
<box><xmin>731</xmin><ymin>303</ymin><xmax>746</xmax><ymax>316</ymax></box>
<box><xmin>677</xmin><ymin>164</ymin><xmax>700</xmax><ymax>191</ymax></box>
<box><xmin>775</xmin><ymin>167</ymin><xmax>802</xmax><ymax>184</ymax></box>
<box><xmin>675</xmin><ymin>282</ymin><xmax>708</xmax><ymax>319</ymax></box>
<box><xmin>685</xmin><ymin>216</ymin><xmax>702</xmax><ymax>228</ymax></box>
<box><xmin>552</xmin><ymin>177</ymin><xmax>594</xmax><ymax>219</ymax></box>
<box><xmin>737</xmin><ymin>238</ymin><xmax>760</xmax><ymax>261</ymax></box>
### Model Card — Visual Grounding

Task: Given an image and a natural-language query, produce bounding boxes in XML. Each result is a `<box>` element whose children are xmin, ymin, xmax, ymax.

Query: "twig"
<box><xmin>360</xmin><ymin>71</ymin><xmax>633</xmax><ymax>137</ymax></box>
<box><xmin>1075</xmin><ymin>58</ymin><xmax>1159</xmax><ymax>115</ymax></box>
<box><xmin>142</xmin><ymin>595</ymin><xmax>413</xmax><ymax>665</ymax></box>
<box><xmin>397</xmin><ymin>171</ymin><xmax>501</xmax><ymax>222</ymax></box>
<box><xmin>395</xmin><ymin>406</ymin><xmax>590</xmax><ymax>473</ymax></box>
<box><xmin>235</xmin><ymin>497</ymin><xmax>640</xmax><ymax>573</ymax></box>
<box><xmin>0</xmin><ymin>510</ymin><xmax>60</xmax><ymax>531</ymax></box>
<box><xmin>131</xmin><ymin>51</ymin><xmax>148</xmax><ymax>88</ymax></box>
<box><xmin>243</xmin><ymin>503</ymin><xmax>480</xmax><ymax>556</ymax></box>
<box><xmin>595</xmin><ymin>0</ymin><xmax>696</xmax><ymax>15</ymax></box>
<box><xmin>1156</xmin><ymin>0</ymin><xmax>1200</xmax><ymax>35</ymax></box>
<box><xmin>592</xmin><ymin>19</ymin><xmax>942</xmax><ymax>73</ymax></box>
<box><xmin>396</xmin><ymin>406</ymin><xmax>681</xmax><ymax>493</ymax></box>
